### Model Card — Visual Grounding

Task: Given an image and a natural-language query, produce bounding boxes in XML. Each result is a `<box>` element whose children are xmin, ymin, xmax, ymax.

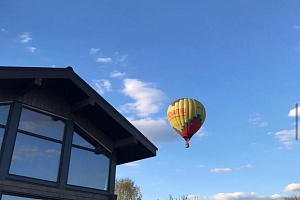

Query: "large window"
<box><xmin>0</xmin><ymin>104</ymin><xmax>10</xmax><ymax>152</ymax></box>
<box><xmin>67</xmin><ymin>129</ymin><xmax>110</xmax><ymax>190</ymax></box>
<box><xmin>9</xmin><ymin>108</ymin><xmax>65</xmax><ymax>182</ymax></box>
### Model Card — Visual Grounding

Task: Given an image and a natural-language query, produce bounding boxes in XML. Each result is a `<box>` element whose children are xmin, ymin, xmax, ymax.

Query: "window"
<box><xmin>67</xmin><ymin>129</ymin><xmax>110</xmax><ymax>190</ymax></box>
<box><xmin>1</xmin><ymin>195</ymin><xmax>42</xmax><ymax>200</ymax></box>
<box><xmin>0</xmin><ymin>104</ymin><xmax>10</xmax><ymax>126</ymax></box>
<box><xmin>0</xmin><ymin>104</ymin><xmax>10</xmax><ymax>152</ymax></box>
<box><xmin>9</xmin><ymin>108</ymin><xmax>65</xmax><ymax>182</ymax></box>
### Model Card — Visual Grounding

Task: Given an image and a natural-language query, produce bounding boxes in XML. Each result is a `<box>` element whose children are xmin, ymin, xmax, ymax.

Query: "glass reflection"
<box><xmin>0</xmin><ymin>104</ymin><xmax>10</xmax><ymax>125</ymax></box>
<box><xmin>0</xmin><ymin>127</ymin><xmax>5</xmax><ymax>150</ymax></box>
<box><xmin>72</xmin><ymin>131</ymin><xmax>94</xmax><ymax>149</ymax></box>
<box><xmin>18</xmin><ymin>108</ymin><xmax>65</xmax><ymax>140</ymax></box>
<box><xmin>68</xmin><ymin>147</ymin><xmax>109</xmax><ymax>190</ymax></box>
<box><xmin>2</xmin><ymin>195</ymin><xmax>42</xmax><ymax>200</ymax></box>
<box><xmin>9</xmin><ymin>133</ymin><xmax>61</xmax><ymax>181</ymax></box>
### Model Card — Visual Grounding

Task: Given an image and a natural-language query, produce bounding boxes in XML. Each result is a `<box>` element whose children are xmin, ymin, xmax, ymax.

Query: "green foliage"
<box><xmin>115</xmin><ymin>178</ymin><xmax>142</xmax><ymax>200</ymax></box>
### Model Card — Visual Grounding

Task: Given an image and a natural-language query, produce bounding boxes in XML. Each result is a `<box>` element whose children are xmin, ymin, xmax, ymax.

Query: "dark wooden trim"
<box><xmin>0</xmin><ymin>179</ymin><xmax>110</xmax><ymax>200</ymax></box>
<box><xmin>17</xmin><ymin>78</ymin><xmax>43</xmax><ymax>96</ymax></box>
<box><xmin>114</xmin><ymin>137</ymin><xmax>138</xmax><ymax>149</ymax></box>
<box><xmin>108</xmin><ymin>151</ymin><xmax>116</xmax><ymax>195</ymax></box>
<box><xmin>71</xmin><ymin>98</ymin><xmax>95</xmax><ymax>112</ymax></box>
<box><xmin>0</xmin><ymin>102</ymin><xmax>22</xmax><ymax>180</ymax></box>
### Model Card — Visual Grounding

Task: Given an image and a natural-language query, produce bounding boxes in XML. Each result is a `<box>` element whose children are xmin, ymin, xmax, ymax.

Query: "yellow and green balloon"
<box><xmin>167</xmin><ymin>98</ymin><xmax>206</xmax><ymax>148</ymax></box>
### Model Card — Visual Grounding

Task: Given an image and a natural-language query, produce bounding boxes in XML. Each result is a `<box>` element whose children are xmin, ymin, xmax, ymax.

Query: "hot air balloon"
<box><xmin>167</xmin><ymin>98</ymin><xmax>206</xmax><ymax>148</ymax></box>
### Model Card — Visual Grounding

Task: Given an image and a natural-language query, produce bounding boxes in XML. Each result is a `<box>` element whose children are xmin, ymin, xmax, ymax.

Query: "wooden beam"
<box><xmin>114</xmin><ymin>137</ymin><xmax>138</xmax><ymax>149</ymax></box>
<box><xmin>71</xmin><ymin>98</ymin><xmax>95</xmax><ymax>112</ymax></box>
<box><xmin>17</xmin><ymin>78</ymin><xmax>42</xmax><ymax>96</ymax></box>
<box><xmin>94</xmin><ymin>146</ymin><xmax>110</xmax><ymax>157</ymax></box>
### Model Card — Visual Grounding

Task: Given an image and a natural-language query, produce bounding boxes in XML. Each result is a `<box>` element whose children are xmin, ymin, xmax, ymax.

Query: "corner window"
<box><xmin>67</xmin><ymin>129</ymin><xmax>110</xmax><ymax>190</ymax></box>
<box><xmin>9</xmin><ymin>108</ymin><xmax>65</xmax><ymax>182</ymax></box>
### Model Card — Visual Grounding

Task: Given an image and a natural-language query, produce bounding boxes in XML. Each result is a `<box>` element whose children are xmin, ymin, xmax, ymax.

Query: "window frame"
<box><xmin>0</xmin><ymin>102</ymin><xmax>113</xmax><ymax>196</ymax></box>
<box><xmin>65</xmin><ymin>124</ymin><xmax>111</xmax><ymax>192</ymax></box>
<box><xmin>0</xmin><ymin>102</ymin><xmax>12</xmax><ymax>168</ymax></box>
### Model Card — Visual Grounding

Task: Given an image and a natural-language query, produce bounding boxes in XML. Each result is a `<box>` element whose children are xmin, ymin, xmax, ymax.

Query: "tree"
<box><xmin>285</xmin><ymin>195</ymin><xmax>300</xmax><ymax>200</ymax></box>
<box><xmin>115</xmin><ymin>178</ymin><xmax>142</xmax><ymax>200</ymax></box>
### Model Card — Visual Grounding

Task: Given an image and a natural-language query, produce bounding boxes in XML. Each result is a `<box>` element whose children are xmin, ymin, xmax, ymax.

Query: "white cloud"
<box><xmin>210</xmin><ymin>192</ymin><xmax>284</xmax><ymax>200</ymax></box>
<box><xmin>96</xmin><ymin>57</ymin><xmax>112</xmax><ymax>63</ymax></box>
<box><xmin>288</xmin><ymin>106</ymin><xmax>299</xmax><ymax>117</ymax></box>
<box><xmin>89</xmin><ymin>48</ymin><xmax>100</xmax><ymax>55</ymax></box>
<box><xmin>110</xmin><ymin>70</ymin><xmax>126</xmax><ymax>78</ymax></box>
<box><xmin>211</xmin><ymin>168</ymin><xmax>232</xmax><ymax>173</ymax></box>
<box><xmin>1</xmin><ymin>28</ymin><xmax>6</xmax><ymax>32</ymax></box>
<box><xmin>92</xmin><ymin>79</ymin><xmax>112</xmax><ymax>95</ymax></box>
<box><xmin>26</xmin><ymin>46</ymin><xmax>36</xmax><ymax>53</ymax></box>
<box><xmin>292</xmin><ymin>25</ymin><xmax>300</xmax><ymax>29</ymax></box>
<box><xmin>20</xmin><ymin>33</ymin><xmax>32</xmax><ymax>43</ymax></box>
<box><xmin>124</xmin><ymin>161</ymin><xmax>139</xmax><ymax>167</ymax></box>
<box><xmin>211</xmin><ymin>192</ymin><xmax>247</xmax><ymax>200</ymax></box>
<box><xmin>284</xmin><ymin>183</ymin><xmax>300</xmax><ymax>192</ymax></box>
<box><xmin>198</xmin><ymin>164</ymin><xmax>205</xmax><ymax>168</ymax></box>
<box><xmin>120</xmin><ymin>78</ymin><xmax>167</xmax><ymax>117</ymax></box>
<box><xmin>275</xmin><ymin>129</ymin><xmax>296</xmax><ymax>149</ymax></box>
<box><xmin>127</xmin><ymin>117</ymin><xmax>177</xmax><ymax>143</ymax></box>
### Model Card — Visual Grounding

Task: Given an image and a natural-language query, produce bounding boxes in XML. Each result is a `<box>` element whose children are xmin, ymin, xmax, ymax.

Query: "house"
<box><xmin>0</xmin><ymin>66</ymin><xmax>157</xmax><ymax>200</ymax></box>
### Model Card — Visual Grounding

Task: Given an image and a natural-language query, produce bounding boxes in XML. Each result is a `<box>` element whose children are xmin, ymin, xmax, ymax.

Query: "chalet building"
<box><xmin>0</xmin><ymin>66</ymin><xmax>157</xmax><ymax>200</ymax></box>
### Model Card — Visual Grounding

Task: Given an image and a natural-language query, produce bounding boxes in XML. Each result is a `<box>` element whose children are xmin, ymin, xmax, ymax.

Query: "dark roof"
<box><xmin>0</xmin><ymin>66</ymin><xmax>157</xmax><ymax>165</ymax></box>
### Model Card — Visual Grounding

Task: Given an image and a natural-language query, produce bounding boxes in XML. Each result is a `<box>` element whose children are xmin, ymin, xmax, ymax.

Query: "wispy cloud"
<box><xmin>236</xmin><ymin>164</ymin><xmax>253</xmax><ymax>170</ymax></box>
<box><xmin>26</xmin><ymin>46</ymin><xmax>36</xmax><ymax>53</ymax></box>
<box><xmin>20</xmin><ymin>32</ymin><xmax>32</xmax><ymax>43</ymax></box>
<box><xmin>284</xmin><ymin>183</ymin><xmax>300</xmax><ymax>192</ymax></box>
<box><xmin>127</xmin><ymin>117</ymin><xmax>177</xmax><ymax>143</ymax></box>
<box><xmin>120</xmin><ymin>78</ymin><xmax>167</xmax><ymax>117</ymax></box>
<box><xmin>275</xmin><ymin>129</ymin><xmax>295</xmax><ymax>149</ymax></box>
<box><xmin>211</xmin><ymin>168</ymin><xmax>232</xmax><ymax>173</ymax></box>
<box><xmin>195</xmin><ymin>127</ymin><xmax>208</xmax><ymax>139</ymax></box>
<box><xmin>248</xmin><ymin>114</ymin><xmax>268</xmax><ymax>127</ymax></box>
<box><xmin>89</xmin><ymin>48</ymin><xmax>100</xmax><ymax>55</ymax></box>
<box><xmin>92</xmin><ymin>79</ymin><xmax>112</xmax><ymax>95</ymax></box>
<box><xmin>1</xmin><ymin>28</ymin><xmax>7</xmax><ymax>32</ymax></box>
<box><xmin>110</xmin><ymin>70</ymin><xmax>126</xmax><ymax>78</ymax></box>
<box><xmin>96</xmin><ymin>57</ymin><xmax>112</xmax><ymax>63</ymax></box>
<box><xmin>292</xmin><ymin>25</ymin><xmax>300</xmax><ymax>30</ymax></box>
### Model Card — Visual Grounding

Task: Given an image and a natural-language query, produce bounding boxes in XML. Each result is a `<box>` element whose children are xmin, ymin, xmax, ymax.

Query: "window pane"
<box><xmin>0</xmin><ymin>104</ymin><xmax>10</xmax><ymax>125</ymax></box>
<box><xmin>72</xmin><ymin>131</ymin><xmax>94</xmax><ymax>149</ymax></box>
<box><xmin>0</xmin><ymin>127</ymin><xmax>5</xmax><ymax>149</ymax></box>
<box><xmin>9</xmin><ymin>133</ymin><xmax>61</xmax><ymax>181</ymax></box>
<box><xmin>18</xmin><ymin>108</ymin><xmax>65</xmax><ymax>140</ymax></box>
<box><xmin>2</xmin><ymin>195</ymin><xmax>42</xmax><ymax>200</ymax></box>
<box><xmin>68</xmin><ymin>147</ymin><xmax>110</xmax><ymax>190</ymax></box>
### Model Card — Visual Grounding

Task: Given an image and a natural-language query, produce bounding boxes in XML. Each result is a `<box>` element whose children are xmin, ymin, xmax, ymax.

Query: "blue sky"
<box><xmin>1</xmin><ymin>0</ymin><xmax>300</xmax><ymax>199</ymax></box>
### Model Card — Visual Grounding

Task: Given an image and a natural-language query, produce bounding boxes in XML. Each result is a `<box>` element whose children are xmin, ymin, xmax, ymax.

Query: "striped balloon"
<box><xmin>167</xmin><ymin>98</ymin><xmax>206</xmax><ymax>148</ymax></box>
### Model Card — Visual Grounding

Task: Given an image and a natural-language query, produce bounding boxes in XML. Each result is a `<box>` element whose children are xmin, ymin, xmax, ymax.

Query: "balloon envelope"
<box><xmin>167</xmin><ymin>98</ymin><xmax>206</xmax><ymax>147</ymax></box>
